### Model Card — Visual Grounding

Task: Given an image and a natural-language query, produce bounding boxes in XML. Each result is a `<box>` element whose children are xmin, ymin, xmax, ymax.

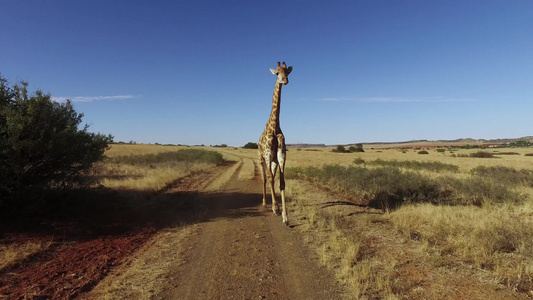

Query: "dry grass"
<box><xmin>86</xmin><ymin>226</ymin><xmax>194</xmax><ymax>299</ymax></box>
<box><xmin>103</xmin><ymin>144</ymin><xmax>190</xmax><ymax>158</ymax></box>
<box><xmin>284</xmin><ymin>147</ymin><xmax>533</xmax><ymax>171</ymax></box>
<box><xmin>93</xmin><ymin>145</ymin><xmax>225</xmax><ymax>192</ymax></box>
<box><xmin>389</xmin><ymin>204</ymin><xmax>533</xmax><ymax>291</ymax></box>
<box><xmin>0</xmin><ymin>240</ymin><xmax>53</xmax><ymax>271</ymax></box>
<box><xmin>95</xmin><ymin>161</ymin><xmax>212</xmax><ymax>191</ymax></box>
<box><xmin>282</xmin><ymin>146</ymin><xmax>533</xmax><ymax>298</ymax></box>
<box><xmin>287</xmin><ymin>179</ymin><xmax>399</xmax><ymax>299</ymax></box>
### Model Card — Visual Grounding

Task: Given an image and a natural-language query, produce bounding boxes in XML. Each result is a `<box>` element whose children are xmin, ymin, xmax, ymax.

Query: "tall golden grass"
<box><xmin>92</xmin><ymin>144</ymin><xmax>224</xmax><ymax>192</ymax></box>
<box><xmin>281</xmin><ymin>146</ymin><xmax>533</xmax><ymax>298</ymax></box>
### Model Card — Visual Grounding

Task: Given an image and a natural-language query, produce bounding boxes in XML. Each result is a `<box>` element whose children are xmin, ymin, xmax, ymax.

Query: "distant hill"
<box><xmin>347</xmin><ymin>136</ymin><xmax>533</xmax><ymax>149</ymax></box>
<box><xmin>286</xmin><ymin>137</ymin><xmax>533</xmax><ymax>149</ymax></box>
<box><xmin>286</xmin><ymin>143</ymin><xmax>326</xmax><ymax>148</ymax></box>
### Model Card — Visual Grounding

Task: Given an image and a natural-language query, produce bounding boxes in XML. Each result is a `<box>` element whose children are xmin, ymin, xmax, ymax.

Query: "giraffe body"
<box><xmin>258</xmin><ymin>62</ymin><xmax>292</xmax><ymax>225</ymax></box>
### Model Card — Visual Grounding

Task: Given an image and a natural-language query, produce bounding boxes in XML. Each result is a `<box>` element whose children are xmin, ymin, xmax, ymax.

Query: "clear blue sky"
<box><xmin>1</xmin><ymin>1</ymin><xmax>532</xmax><ymax>146</ymax></box>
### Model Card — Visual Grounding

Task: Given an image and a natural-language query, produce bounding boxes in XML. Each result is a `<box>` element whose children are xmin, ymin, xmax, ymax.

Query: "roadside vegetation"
<box><xmin>93</xmin><ymin>146</ymin><xmax>226</xmax><ymax>192</ymax></box>
<box><xmin>0</xmin><ymin>77</ymin><xmax>229</xmax><ymax>299</ymax></box>
<box><xmin>1</xmin><ymin>143</ymin><xmax>230</xmax><ymax>298</ymax></box>
<box><xmin>0</xmin><ymin>76</ymin><xmax>112</xmax><ymax>210</ymax></box>
<box><xmin>359</xmin><ymin>158</ymin><xmax>459</xmax><ymax>172</ymax></box>
<box><xmin>285</xmin><ymin>147</ymin><xmax>533</xmax><ymax>299</ymax></box>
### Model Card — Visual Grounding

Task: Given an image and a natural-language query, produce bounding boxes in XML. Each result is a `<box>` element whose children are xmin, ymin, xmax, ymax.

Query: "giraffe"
<box><xmin>258</xmin><ymin>61</ymin><xmax>293</xmax><ymax>225</ymax></box>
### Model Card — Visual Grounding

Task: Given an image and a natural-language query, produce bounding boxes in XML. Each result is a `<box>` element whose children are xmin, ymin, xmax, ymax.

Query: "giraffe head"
<box><xmin>270</xmin><ymin>61</ymin><xmax>293</xmax><ymax>85</ymax></box>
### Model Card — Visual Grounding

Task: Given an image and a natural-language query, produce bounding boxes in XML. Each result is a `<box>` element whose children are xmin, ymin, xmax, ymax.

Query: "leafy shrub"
<box><xmin>469</xmin><ymin>151</ymin><xmax>495</xmax><ymax>158</ymax></box>
<box><xmin>243</xmin><ymin>142</ymin><xmax>258</xmax><ymax>149</ymax></box>
<box><xmin>332</xmin><ymin>145</ymin><xmax>349</xmax><ymax>153</ymax></box>
<box><xmin>436</xmin><ymin>148</ymin><xmax>446</xmax><ymax>153</ymax></box>
<box><xmin>526</xmin><ymin>153</ymin><xmax>533</xmax><ymax>157</ymax></box>
<box><xmin>0</xmin><ymin>77</ymin><xmax>112</xmax><ymax>207</ymax></box>
<box><xmin>494</xmin><ymin>152</ymin><xmax>520</xmax><ymax>155</ymax></box>
<box><xmin>418</xmin><ymin>150</ymin><xmax>429</xmax><ymax>155</ymax></box>
<box><xmin>348</xmin><ymin>144</ymin><xmax>365</xmax><ymax>152</ymax></box>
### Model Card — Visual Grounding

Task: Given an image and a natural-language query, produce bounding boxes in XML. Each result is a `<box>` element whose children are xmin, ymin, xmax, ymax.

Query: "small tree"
<box><xmin>0</xmin><ymin>76</ymin><xmax>112</xmax><ymax>208</ymax></box>
<box><xmin>243</xmin><ymin>142</ymin><xmax>258</xmax><ymax>149</ymax></box>
<box><xmin>349</xmin><ymin>144</ymin><xmax>364</xmax><ymax>153</ymax></box>
<box><xmin>332</xmin><ymin>145</ymin><xmax>349</xmax><ymax>153</ymax></box>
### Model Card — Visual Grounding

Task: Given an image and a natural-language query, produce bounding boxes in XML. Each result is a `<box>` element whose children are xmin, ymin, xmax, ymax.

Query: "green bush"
<box><xmin>348</xmin><ymin>144</ymin><xmax>365</xmax><ymax>153</ymax></box>
<box><xmin>418</xmin><ymin>150</ymin><xmax>429</xmax><ymax>155</ymax></box>
<box><xmin>494</xmin><ymin>152</ymin><xmax>520</xmax><ymax>155</ymax></box>
<box><xmin>243</xmin><ymin>142</ymin><xmax>258</xmax><ymax>149</ymax></box>
<box><xmin>332</xmin><ymin>145</ymin><xmax>349</xmax><ymax>153</ymax></box>
<box><xmin>0</xmin><ymin>77</ymin><xmax>112</xmax><ymax>207</ymax></box>
<box><xmin>469</xmin><ymin>151</ymin><xmax>495</xmax><ymax>158</ymax></box>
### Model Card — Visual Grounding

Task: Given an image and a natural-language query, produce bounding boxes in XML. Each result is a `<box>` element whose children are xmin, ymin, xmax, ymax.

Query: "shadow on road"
<box><xmin>0</xmin><ymin>182</ymin><xmax>266</xmax><ymax>299</ymax></box>
<box><xmin>0</xmin><ymin>186</ymin><xmax>265</xmax><ymax>243</ymax></box>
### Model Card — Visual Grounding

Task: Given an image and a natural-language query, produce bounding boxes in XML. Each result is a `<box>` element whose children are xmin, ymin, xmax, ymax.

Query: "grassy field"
<box><xmin>4</xmin><ymin>144</ymin><xmax>533</xmax><ymax>299</ymax></box>
<box><xmin>0</xmin><ymin>144</ymin><xmax>229</xmax><ymax>276</ymax></box>
<box><xmin>281</xmin><ymin>146</ymin><xmax>533</xmax><ymax>299</ymax></box>
<box><xmin>91</xmin><ymin>144</ymin><xmax>227</xmax><ymax>191</ymax></box>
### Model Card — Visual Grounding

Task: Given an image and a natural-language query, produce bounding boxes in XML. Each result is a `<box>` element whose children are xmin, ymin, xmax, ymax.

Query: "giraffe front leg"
<box><xmin>265</xmin><ymin>157</ymin><xmax>279</xmax><ymax>215</ymax></box>
<box><xmin>259</xmin><ymin>155</ymin><xmax>267</xmax><ymax>207</ymax></box>
<box><xmin>269</xmin><ymin>161</ymin><xmax>279</xmax><ymax>215</ymax></box>
<box><xmin>278</xmin><ymin>150</ymin><xmax>288</xmax><ymax>225</ymax></box>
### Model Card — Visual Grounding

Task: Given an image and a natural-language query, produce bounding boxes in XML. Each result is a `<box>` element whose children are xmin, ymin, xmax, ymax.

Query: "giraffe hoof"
<box><xmin>283</xmin><ymin>220</ymin><xmax>289</xmax><ymax>226</ymax></box>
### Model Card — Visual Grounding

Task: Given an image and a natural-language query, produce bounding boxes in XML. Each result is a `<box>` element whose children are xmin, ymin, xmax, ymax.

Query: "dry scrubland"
<box><xmin>0</xmin><ymin>144</ymin><xmax>238</xmax><ymax>298</ymax></box>
<box><xmin>191</xmin><ymin>145</ymin><xmax>533</xmax><ymax>298</ymax></box>
<box><xmin>5</xmin><ymin>144</ymin><xmax>533</xmax><ymax>299</ymax></box>
<box><xmin>281</xmin><ymin>146</ymin><xmax>533</xmax><ymax>299</ymax></box>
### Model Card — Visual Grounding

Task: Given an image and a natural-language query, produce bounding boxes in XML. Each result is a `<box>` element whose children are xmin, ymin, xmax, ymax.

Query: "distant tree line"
<box><xmin>332</xmin><ymin>144</ymin><xmax>364</xmax><ymax>153</ymax></box>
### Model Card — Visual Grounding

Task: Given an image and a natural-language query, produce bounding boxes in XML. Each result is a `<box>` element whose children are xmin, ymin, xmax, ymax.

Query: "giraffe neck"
<box><xmin>267</xmin><ymin>82</ymin><xmax>282</xmax><ymax>130</ymax></box>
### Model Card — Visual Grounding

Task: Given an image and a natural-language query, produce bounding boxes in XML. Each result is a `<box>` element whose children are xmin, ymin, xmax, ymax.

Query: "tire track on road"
<box><xmin>158</xmin><ymin>153</ymin><xmax>344</xmax><ymax>300</ymax></box>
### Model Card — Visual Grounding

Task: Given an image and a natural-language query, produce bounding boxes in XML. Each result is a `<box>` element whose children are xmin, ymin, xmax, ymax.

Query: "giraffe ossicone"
<box><xmin>258</xmin><ymin>61</ymin><xmax>293</xmax><ymax>226</ymax></box>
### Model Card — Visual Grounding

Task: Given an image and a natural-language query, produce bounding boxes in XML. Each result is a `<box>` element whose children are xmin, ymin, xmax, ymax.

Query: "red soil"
<box><xmin>0</xmin><ymin>228</ymin><xmax>155</xmax><ymax>299</ymax></box>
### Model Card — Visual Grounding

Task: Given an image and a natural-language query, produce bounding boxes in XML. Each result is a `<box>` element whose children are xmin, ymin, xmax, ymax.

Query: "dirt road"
<box><xmin>157</xmin><ymin>156</ymin><xmax>343</xmax><ymax>299</ymax></box>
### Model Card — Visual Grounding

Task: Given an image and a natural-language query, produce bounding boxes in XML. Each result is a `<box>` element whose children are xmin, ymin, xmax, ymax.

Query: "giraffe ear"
<box><xmin>270</xmin><ymin>68</ymin><xmax>278</xmax><ymax>75</ymax></box>
<box><xmin>287</xmin><ymin>66</ymin><xmax>293</xmax><ymax>75</ymax></box>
